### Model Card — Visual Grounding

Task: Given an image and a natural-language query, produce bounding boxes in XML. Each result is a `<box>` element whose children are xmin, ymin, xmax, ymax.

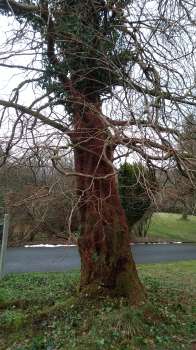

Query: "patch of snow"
<box><xmin>24</xmin><ymin>241</ymin><xmax>183</xmax><ymax>248</ymax></box>
<box><xmin>132</xmin><ymin>242</ymin><xmax>183</xmax><ymax>245</ymax></box>
<box><xmin>152</xmin><ymin>242</ymin><xmax>168</xmax><ymax>244</ymax></box>
<box><xmin>24</xmin><ymin>244</ymin><xmax>77</xmax><ymax>248</ymax></box>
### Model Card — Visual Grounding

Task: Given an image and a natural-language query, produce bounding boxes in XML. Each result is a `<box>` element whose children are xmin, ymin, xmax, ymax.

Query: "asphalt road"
<box><xmin>4</xmin><ymin>244</ymin><xmax>196</xmax><ymax>274</ymax></box>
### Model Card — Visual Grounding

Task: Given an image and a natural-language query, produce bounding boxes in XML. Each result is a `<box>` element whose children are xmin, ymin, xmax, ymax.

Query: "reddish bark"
<box><xmin>72</xmin><ymin>99</ymin><xmax>145</xmax><ymax>303</ymax></box>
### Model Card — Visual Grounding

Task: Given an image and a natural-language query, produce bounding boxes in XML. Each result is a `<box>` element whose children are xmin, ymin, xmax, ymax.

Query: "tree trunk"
<box><xmin>181</xmin><ymin>212</ymin><xmax>188</xmax><ymax>220</ymax></box>
<box><xmin>73</xmin><ymin>100</ymin><xmax>145</xmax><ymax>304</ymax></box>
<box><xmin>132</xmin><ymin>210</ymin><xmax>153</xmax><ymax>238</ymax></box>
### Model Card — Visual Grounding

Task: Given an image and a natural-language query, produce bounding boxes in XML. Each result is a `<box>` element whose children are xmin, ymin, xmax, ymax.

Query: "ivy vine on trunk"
<box><xmin>73</xmin><ymin>98</ymin><xmax>145</xmax><ymax>302</ymax></box>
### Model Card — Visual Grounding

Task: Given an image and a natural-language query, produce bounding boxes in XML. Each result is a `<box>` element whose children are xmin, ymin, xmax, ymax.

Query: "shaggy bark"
<box><xmin>73</xmin><ymin>99</ymin><xmax>145</xmax><ymax>303</ymax></box>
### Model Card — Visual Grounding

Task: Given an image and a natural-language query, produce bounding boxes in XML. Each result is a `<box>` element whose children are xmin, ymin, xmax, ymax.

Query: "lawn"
<box><xmin>0</xmin><ymin>261</ymin><xmax>195</xmax><ymax>350</ymax></box>
<box><xmin>148</xmin><ymin>212</ymin><xmax>196</xmax><ymax>242</ymax></box>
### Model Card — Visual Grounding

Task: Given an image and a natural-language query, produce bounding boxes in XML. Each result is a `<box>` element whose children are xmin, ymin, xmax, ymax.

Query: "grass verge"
<box><xmin>0</xmin><ymin>261</ymin><xmax>196</xmax><ymax>350</ymax></box>
<box><xmin>148</xmin><ymin>212</ymin><xmax>196</xmax><ymax>242</ymax></box>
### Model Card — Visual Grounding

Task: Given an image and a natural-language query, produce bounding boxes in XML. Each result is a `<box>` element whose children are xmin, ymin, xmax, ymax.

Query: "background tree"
<box><xmin>0</xmin><ymin>149</ymin><xmax>79</xmax><ymax>244</ymax></box>
<box><xmin>0</xmin><ymin>0</ymin><xmax>196</xmax><ymax>303</ymax></box>
<box><xmin>173</xmin><ymin>114</ymin><xmax>196</xmax><ymax>219</ymax></box>
<box><xmin>157</xmin><ymin>168</ymin><xmax>196</xmax><ymax>218</ymax></box>
<box><xmin>119</xmin><ymin>162</ymin><xmax>156</xmax><ymax>237</ymax></box>
<box><xmin>157</xmin><ymin>114</ymin><xmax>196</xmax><ymax>219</ymax></box>
<box><xmin>6</xmin><ymin>183</ymin><xmax>79</xmax><ymax>245</ymax></box>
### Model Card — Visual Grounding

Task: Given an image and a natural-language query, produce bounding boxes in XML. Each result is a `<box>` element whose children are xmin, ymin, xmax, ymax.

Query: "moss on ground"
<box><xmin>0</xmin><ymin>261</ymin><xmax>196</xmax><ymax>350</ymax></box>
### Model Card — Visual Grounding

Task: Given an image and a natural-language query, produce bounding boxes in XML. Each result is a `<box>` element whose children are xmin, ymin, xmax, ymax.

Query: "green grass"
<box><xmin>148</xmin><ymin>212</ymin><xmax>196</xmax><ymax>242</ymax></box>
<box><xmin>0</xmin><ymin>261</ymin><xmax>196</xmax><ymax>350</ymax></box>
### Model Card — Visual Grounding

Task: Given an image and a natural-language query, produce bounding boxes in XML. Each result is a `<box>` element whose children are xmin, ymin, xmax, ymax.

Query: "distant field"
<box><xmin>148</xmin><ymin>212</ymin><xmax>196</xmax><ymax>242</ymax></box>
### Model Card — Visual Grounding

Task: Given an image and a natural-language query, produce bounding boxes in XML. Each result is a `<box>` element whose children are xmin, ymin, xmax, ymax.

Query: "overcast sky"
<box><xmin>0</xmin><ymin>16</ymin><xmax>42</xmax><ymax>105</ymax></box>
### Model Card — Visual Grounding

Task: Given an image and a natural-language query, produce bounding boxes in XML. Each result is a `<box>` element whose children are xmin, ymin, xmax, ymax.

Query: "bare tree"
<box><xmin>167</xmin><ymin>114</ymin><xmax>196</xmax><ymax>219</ymax></box>
<box><xmin>0</xmin><ymin>0</ymin><xmax>196</xmax><ymax>303</ymax></box>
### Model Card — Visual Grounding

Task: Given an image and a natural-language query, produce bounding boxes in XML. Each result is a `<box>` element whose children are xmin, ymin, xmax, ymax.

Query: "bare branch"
<box><xmin>0</xmin><ymin>0</ymin><xmax>40</xmax><ymax>15</ymax></box>
<box><xmin>0</xmin><ymin>99</ymin><xmax>72</xmax><ymax>135</ymax></box>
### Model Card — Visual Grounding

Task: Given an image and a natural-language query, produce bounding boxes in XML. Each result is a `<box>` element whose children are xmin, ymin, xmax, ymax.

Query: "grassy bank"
<box><xmin>148</xmin><ymin>212</ymin><xmax>196</xmax><ymax>242</ymax></box>
<box><xmin>0</xmin><ymin>261</ymin><xmax>196</xmax><ymax>350</ymax></box>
